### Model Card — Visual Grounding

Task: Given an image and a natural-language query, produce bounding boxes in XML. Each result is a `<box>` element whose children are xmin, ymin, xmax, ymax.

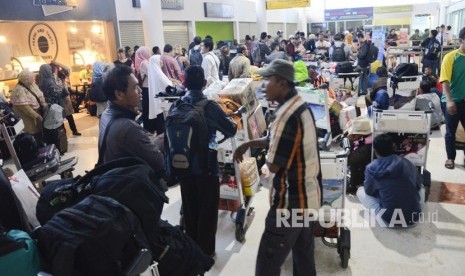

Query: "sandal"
<box><xmin>445</xmin><ymin>159</ymin><xmax>455</xmax><ymax>169</ymax></box>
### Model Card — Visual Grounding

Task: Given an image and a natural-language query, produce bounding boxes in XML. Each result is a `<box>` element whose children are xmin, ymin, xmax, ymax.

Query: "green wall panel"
<box><xmin>195</xmin><ymin>21</ymin><xmax>234</xmax><ymax>43</ymax></box>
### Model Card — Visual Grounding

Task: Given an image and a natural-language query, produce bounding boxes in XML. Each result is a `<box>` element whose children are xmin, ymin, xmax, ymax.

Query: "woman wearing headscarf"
<box><xmin>148</xmin><ymin>54</ymin><xmax>172</xmax><ymax>134</ymax></box>
<box><xmin>38</xmin><ymin>64</ymin><xmax>67</xmax><ymax>107</ymax></box>
<box><xmin>135</xmin><ymin>46</ymin><xmax>157</xmax><ymax>132</ymax></box>
<box><xmin>88</xmin><ymin>61</ymin><xmax>110</xmax><ymax>117</ymax></box>
<box><xmin>50</xmin><ymin>60</ymin><xmax>81</xmax><ymax>136</ymax></box>
<box><xmin>10</xmin><ymin>70</ymin><xmax>46</xmax><ymax>143</ymax></box>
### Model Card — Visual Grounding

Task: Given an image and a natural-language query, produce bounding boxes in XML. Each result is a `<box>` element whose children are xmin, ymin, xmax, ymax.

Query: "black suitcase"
<box><xmin>43</xmin><ymin>125</ymin><xmax>68</xmax><ymax>155</ymax></box>
<box><xmin>23</xmin><ymin>144</ymin><xmax>60</xmax><ymax>181</ymax></box>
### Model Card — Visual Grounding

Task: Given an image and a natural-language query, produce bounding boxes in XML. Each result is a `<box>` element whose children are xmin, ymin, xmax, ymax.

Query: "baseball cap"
<box><xmin>255</xmin><ymin>59</ymin><xmax>294</xmax><ymax>82</ymax></box>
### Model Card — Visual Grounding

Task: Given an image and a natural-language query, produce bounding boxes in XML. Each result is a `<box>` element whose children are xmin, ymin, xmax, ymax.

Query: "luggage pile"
<box><xmin>1</xmin><ymin>157</ymin><xmax>215</xmax><ymax>276</ymax></box>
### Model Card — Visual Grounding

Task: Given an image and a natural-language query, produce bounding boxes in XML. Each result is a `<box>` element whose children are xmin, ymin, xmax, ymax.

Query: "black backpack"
<box><xmin>36</xmin><ymin>157</ymin><xmax>169</xmax><ymax>235</ymax></box>
<box><xmin>367</xmin><ymin>43</ymin><xmax>379</xmax><ymax>64</ymax></box>
<box><xmin>336</xmin><ymin>61</ymin><xmax>354</xmax><ymax>74</ymax></box>
<box><xmin>154</xmin><ymin>220</ymin><xmax>214</xmax><ymax>276</ymax></box>
<box><xmin>189</xmin><ymin>48</ymin><xmax>203</xmax><ymax>66</ymax></box>
<box><xmin>37</xmin><ymin>195</ymin><xmax>152</xmax><ymax>276</ymax></box>
<box><xmin>165</xmin><ymin>99</ymin><xmax>210</xmax><ymax>177</ymax></box>
<box><xmin>13</xmin><ymin>133</ymin><xmax>39</xmax><ymax>165</ymax></box>
<box><xmin>88</xmin><ymin>77</ymin><xmax>107</xmax><ymax>103</ymax></box>
<box><xmin>252</xmin><ymin>42</ymin><xmax>263</xmax><ymax>64</ymax></box>
<box><xmin>425</xmin><ymin>38</ymin><xmax>440</xmax><ymax>59</ymax></box>
<box><xmin>331</xmin><ymin>43</ymin><xmax>346</xmax><ymax>62</ymax></box>
<box><xmin>390</xmin><ymin>63</ymin><xmax>419</xmax><ymax>94</ymax></box>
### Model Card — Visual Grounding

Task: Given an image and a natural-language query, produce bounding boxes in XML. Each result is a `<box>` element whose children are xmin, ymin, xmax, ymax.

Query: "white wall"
<box><xmin>412</xmin><ymin>2</ymin><xmax>440</xmax><ymax>30</ymax></box>
<box><xmin>306</xmin><ymin>1</ymin><xmax>325</xmax><ymax>24</ymax></box>
<box><xmin>116</xmin><ymin>0</ymin><xmax>297</xmax><ymax>24</ymax></box>
<box><xmin>447</xmin><ymin>0</ymin><xmax>465</xmax><ymax>13</ymax></box>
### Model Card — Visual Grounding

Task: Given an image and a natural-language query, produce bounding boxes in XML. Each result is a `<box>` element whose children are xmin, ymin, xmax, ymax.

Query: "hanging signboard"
<box><xmin>161</xmin><ymin>0</ymin><xmax>184</xmax><ymax>10</ymax></box>
<box><xmin>266</xmin><ymin>1</ymin><xmax>310</xmax><ymax>10</ymax></box>
<box><xmin>33</xmin><ymin>0</ymin><xmax>77</xmax><ymax>16</ymax></box>
<box><xmin>324</xmin><ymin>7</ymin><xmax>373</xmax><ymax>21</ymax></box>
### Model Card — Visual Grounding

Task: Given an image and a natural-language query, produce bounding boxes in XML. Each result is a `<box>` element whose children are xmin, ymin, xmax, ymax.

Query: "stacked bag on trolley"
<box><xmin>1</xmin><ymin>157</ymin><xmax>214</xmax><ymax>276</ymax></box>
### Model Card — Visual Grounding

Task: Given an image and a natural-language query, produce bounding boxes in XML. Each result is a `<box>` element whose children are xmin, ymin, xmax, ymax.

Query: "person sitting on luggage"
<box><xmin>10</xmin><ymin>70</ymin><xmax>47</xmax><ymax>144</ymax></box>
<box><xmin>357</xmin><ymin>134</ymin><xmax>424</xmax><ymax>228</ymax></box>
<box><xmin>416</xmin><ymin>80</ymin><xmax>444</xmax><ymax>129</ymax></box>
<box><xmin>367</xmin><ymin>66</ymin><xmax>389</xmax><ymax>117</ymax></box>
<box><xmin>173</xmin><ymin>65</ymin><xmax>237</xmax><ymax>258</ymax></box>
<box><xmin>347</xmin><ymin>116</ymin><xmax>373</xmax><ymax>194</ymax></box>
<box><xmin>99</xmin><ymin>65</ymin><xmax>165</xmax><ymax>176</ymax></box>
<box><xmin>329</xmin><ymin>33</ymin><xmax>354</xmax><ymax>62</ymax></box>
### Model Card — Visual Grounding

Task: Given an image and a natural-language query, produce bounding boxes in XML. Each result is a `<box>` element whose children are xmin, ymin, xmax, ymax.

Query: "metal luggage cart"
<box><xmin>296</xmin><ymin>86</ymin><xmax>334</xmax><ymax>149</ymax></box>
<box><xmin>318</xmin><ymin>138</ymin><xmax>351</xmax><ymax>268</ymax></box>
<box><xmin>0</xmin><ymin>114</ymin><xmax>78</xmax><ymax>182</ymax></box>
<box><xmin>372</xmin><ymin>109</ymin><xmax>432</xmax><ymax>198</ymax></box>
<box><xmin>216</xmin><ymin>105</ymin><xmax>260</xmax><ymax>242</ymax></box>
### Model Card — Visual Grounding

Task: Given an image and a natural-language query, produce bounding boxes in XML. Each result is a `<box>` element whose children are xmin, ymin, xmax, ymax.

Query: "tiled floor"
<box><xmin>6</xmin><ymin>110</ymin><xmax>465</xmax><ymax>276</ymax></box>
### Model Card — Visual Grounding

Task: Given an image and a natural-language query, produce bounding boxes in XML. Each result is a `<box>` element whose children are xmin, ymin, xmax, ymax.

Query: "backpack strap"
<box><xmin>77</xmin><ymin>157</ymin><xmax>149</xmax><ymax>189</ymax></box>
<box><xmin>96</xmin><ymin>118</ymin><xmax>117</xmax><ymax>167</ymax></box>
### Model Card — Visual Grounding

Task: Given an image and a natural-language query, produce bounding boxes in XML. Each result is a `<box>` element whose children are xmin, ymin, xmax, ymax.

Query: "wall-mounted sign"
<box><xmin>204</xmin><ymin>2</ymin><xmax>234</xmax><ymax>18</ymax></box>
<box><xmin>33</xmin><ymin>0</ymin><xmax>77</xmax><ymax>16</ymax></box>
<box><xmin>266</xmin><ymin>0</ymin><xmax>310</xmax><ymax>10</ymax></box>
<box><xmin>311</xmin><ymin>23</ymin><xmax>327</xmax><ymax>29</ymax></box>
<box><xmin>374</xmin><ymin>5</ymin><xmax>412</xmax><ymax>14</ymax></box>
<box><xmin>162</xmin><ymin>0</ymin><xmax>184</xmax><ymax>10</ymax></box>
<box><xmin>325</xmin><ymin>7</ymin><xmax>373</xmax><ymax>21</ymax></box>
<box><xmin>28</xmin><ymin>23</ymin><xmax>58</xmax><ymax>63</ymax></box>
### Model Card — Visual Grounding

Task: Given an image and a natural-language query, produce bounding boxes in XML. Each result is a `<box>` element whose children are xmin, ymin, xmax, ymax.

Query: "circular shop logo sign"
<box><xmin>29</xmin><ymin>23</ymin><xmax>58</xmax><ymax>63</ymax></box>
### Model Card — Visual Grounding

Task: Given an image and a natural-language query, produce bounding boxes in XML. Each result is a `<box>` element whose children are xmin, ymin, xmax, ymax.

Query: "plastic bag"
<box><xmin>9</xmin><ymin>169</ymin><xmax>41</xmax><ymax>228</ymax></box>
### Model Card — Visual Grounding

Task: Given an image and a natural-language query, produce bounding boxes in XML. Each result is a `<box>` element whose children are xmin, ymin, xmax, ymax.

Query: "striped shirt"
<box><xmin>267</xmin><ymin>93</ymin><xmax>321</xmax><ymax>211</ymax></box>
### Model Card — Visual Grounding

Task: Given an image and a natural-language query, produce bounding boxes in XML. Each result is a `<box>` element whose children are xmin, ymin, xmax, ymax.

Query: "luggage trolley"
<box><xmin>372</xmin><ymin>109</ymin><xmax>432</xmax><ymax>198</ymax></box>
<box><xmin>0</xmin><ymin>114</ymin><xmax>78</xmax><ymax>182</ymax></box>
<box><xmin>319</xmin><ymin>139</ymin><xmax>351</xmax><ymax>268</ymax></box>
<box><xmin>216</xmin><ymin>105</ymin><xmax>260</xmax><ymax>242</ymax></box>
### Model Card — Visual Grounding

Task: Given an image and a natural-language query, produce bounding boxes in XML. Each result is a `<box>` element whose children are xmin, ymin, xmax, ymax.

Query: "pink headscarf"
<box><xmin>135</xmin><ymin>46</ymin><xmax>151</xmax><ymax>72</ymax></box>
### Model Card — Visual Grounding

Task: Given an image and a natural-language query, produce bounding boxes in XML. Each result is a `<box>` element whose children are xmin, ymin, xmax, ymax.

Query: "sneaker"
<box><xmin>72</xmin><ymin>131</ymin><xmax>82</xmax><ymax>136</ymax></box>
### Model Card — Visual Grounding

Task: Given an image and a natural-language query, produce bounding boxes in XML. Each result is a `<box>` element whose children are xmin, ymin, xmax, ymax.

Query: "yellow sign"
<box><xmin>266</xmin><ymin>0</ymin><xmax>310</xmax><ymax>10</ymax></box>
<box><xmin>374</xmin><ymin>5</ymin><xmax>412</xmax><ymax>14</ymax></box>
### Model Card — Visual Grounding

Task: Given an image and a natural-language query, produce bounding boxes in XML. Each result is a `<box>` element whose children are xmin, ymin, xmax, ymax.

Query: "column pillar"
<box><xmin>140</xmin><ymin>0</ymin><xmax>164</xmax><ymax>48</ymax></box>
<box><xmin>256</xmin><ymin>0</ymin><xmax>267</xmax><ymax>36</ymax></box>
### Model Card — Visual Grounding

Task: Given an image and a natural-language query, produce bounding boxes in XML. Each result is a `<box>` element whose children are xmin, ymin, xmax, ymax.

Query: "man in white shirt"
<box><xmin>315</xmin><ymin>34</ymin><xmax>331</xmax><ymax>56</ymax></box>
<box><xmin>201</xmin><ymin>39</ymin><xmax>220</xmax><ymax>87</ymax></box>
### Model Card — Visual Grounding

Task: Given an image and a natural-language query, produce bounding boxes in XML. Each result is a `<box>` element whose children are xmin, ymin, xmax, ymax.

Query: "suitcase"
<box><xmin>43</xmin><ymin>125</ymin><xmax>68</xmax><ymax>154</ymax></box>
<box><xmin>23</xmin><ymin>144</ymin><xmax>60</xmax><ymax>180</ymax></box>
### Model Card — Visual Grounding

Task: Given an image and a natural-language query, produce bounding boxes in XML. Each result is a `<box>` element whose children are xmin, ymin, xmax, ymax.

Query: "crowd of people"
<box><xmin>6</xmin><ymin>22</ymin><xmax>465</xmax><ymax>275</ymax></box>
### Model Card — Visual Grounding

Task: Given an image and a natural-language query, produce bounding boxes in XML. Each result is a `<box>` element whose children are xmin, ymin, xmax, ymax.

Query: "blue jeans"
<box><xmin>444</xmin><ymin>100</ymin><xmax>465</xmax><ymax>160</ymax></box>
<box><xmin>356</xmin><ymin>187</ymin><xmax>425</xmax><ymax>227</ymax></box>
<box><xmin>256</xmin><ymin>208</ymin><xmax>316</xmax><ymax>276</ymax></box>
<box><xmin>358</xmin><ymin>66</ymin><xmax>370</xmax><ymax>95</ymax></box>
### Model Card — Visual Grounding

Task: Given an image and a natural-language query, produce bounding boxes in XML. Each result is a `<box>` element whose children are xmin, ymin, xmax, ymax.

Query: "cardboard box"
<box><xmin>247</xmin><ymin>106</ymin><xmax>267</xmax><ymax>140</ymax></box>
<box><xmin>218</xmin><ymin>78</ymin><xmax>258</xmax><ymax>116</ymax></box>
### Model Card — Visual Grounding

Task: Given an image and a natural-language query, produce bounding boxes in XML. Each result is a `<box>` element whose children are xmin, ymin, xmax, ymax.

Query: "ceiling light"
<box><xmin>91</xmin><ymin>25</ymin><xmax>101</xmax><ymax>34</ymax></box>
<box><xmin>70</xmin><ymin>27</ymin><xmax>78</xmax><ymax>34</ymax></box>
<box><xmin>0</xmin><ymin>36</ymin><xmax>6</xmax><ymax>43</ymax></box>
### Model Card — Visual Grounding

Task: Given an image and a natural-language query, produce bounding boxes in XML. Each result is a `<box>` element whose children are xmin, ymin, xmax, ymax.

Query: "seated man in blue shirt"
<box><xmin>357</xmin><ymin>134</ymin><xmax>424</xmax><ymax>227</ymax></box>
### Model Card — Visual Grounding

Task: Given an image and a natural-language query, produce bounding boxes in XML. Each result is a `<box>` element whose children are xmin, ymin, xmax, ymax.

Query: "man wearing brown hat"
<box><xmin>233</xmin><ymin>59</ymin><xmax>321</xmax><ymax>275</ymax></box>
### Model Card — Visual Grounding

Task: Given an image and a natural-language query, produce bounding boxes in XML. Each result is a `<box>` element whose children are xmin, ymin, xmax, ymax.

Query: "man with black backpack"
<box><xmin>329</xmin><ymin>33</ymin><xmax>354</xmax><ymax>62</ymax></box>
<box><xmin>252</xmin><ymin>32</ymin><xmax>271</xmax><ymax>67</ymax></box>
<box><xmin>165</xmin><ymin>65</ymin><xmax>236</xmax><ymax>257</ymax></box>
<box><xmin>189</xmin><ymin>36</ymin><xmax>203</xmax><ymax>66</ymax></box>
<box><xmin>421</xmin><ymin>29</ymin><xmax>440</xmax><ymax>75</ymax></box>
<box><xmin>357</xmin><ymin>32</ymin><xmax>378</xmax><ymax>95</ymax></box>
